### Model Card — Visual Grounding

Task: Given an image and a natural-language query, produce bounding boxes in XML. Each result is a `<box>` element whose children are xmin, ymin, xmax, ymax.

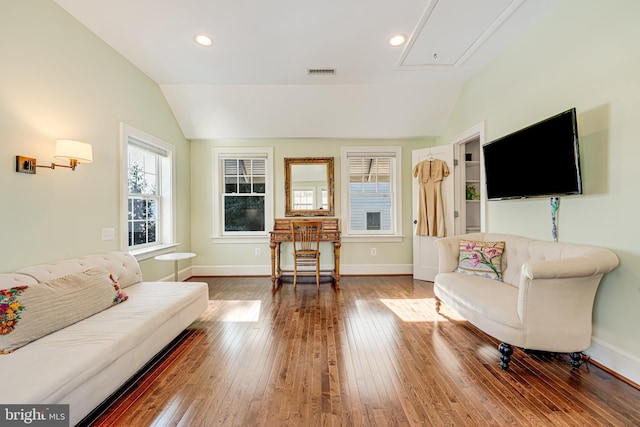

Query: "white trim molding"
<box><xmin>585</xmin><ymin>337</ymin><xmax>640</xmax><ymax>387</ymax></box>
<box><xmin>156</xmin><ymin>265</ymin><xmax>195</xmax><ymax>283</ymax></box>
<box><xmin>192</xmin><ymin>265</ymin><xmax>272</xmax><ymax>277</ymax></box>
<box><xmin>191</xmin><ymin>263</ymin><xmax>412</xmax><ymax>278</ymax></box>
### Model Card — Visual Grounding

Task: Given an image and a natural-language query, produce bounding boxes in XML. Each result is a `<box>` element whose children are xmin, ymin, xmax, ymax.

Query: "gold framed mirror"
<box><xmin>285</xmin><ymin>157</ymin><xmax>334</xmax><ymax>217</ymax></box>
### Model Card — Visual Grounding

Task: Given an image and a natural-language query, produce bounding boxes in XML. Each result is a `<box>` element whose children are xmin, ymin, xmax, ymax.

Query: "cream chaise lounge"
<box><xmin>433</xmin><ymin>233</ymin><xmax>619</xmax><ymax>371</ymax></box>
<box><xmin>0</xmin><ymin>251</ymin><xmax>208</xmax><ymax>425</ymax></box>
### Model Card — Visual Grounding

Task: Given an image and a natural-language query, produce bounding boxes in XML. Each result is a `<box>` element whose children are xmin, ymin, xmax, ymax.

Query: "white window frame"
<box><xmin>120</xmin><ymin>123</ymin><xmax>177</xmax><ymax>259</ymax></box>
<box><xmin>212</xmin><ymin>147</ymin><xmax>274</xmax><ymax>242</ymax></box>
<box><xmin>340</xmin><ymin>146</ymin><xmax>402</xmax><ymax>242</ymax></box>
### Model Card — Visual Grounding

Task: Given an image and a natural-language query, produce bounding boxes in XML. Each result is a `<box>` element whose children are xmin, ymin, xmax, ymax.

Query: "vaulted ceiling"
<box><xmin>53</xmin><ymin>0</ymin><xmax>554</xmax><ymax>139</ymax></box>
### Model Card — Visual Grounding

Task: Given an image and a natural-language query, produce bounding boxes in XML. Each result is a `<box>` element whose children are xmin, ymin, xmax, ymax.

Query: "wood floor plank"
<box><xmin>87</xmin><ymin>276</ymin><xmax>640</xmax><ymax>427</ymax></box>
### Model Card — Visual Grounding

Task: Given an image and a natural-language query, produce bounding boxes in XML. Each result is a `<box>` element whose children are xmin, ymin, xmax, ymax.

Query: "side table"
<box><xmin>154</xmin><ymin>252</ymin><xmax>196</xmax><ymax>281</ymax></box>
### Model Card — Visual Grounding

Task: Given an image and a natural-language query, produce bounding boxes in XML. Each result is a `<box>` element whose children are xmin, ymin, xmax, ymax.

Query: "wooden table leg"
<box><xmin>270</xmin><ymin>241</ymin><xmax>277</xmax><ymax>286</ymax></box>
<box><xmin>276</xmin><ymin>242</ymin><xmax>282</xmax><ymax>281</ymax></box>
<box><xmin>333</xmin><ymin>241</ymin><xmax>341</xmax><ymax>288</ymax></box>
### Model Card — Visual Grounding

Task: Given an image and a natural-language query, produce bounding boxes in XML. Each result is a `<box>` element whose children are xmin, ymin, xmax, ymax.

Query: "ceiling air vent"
<box><xmin>307</xmin><ymin>68</ymin><xmax>336</xmax><ymax>76</ymax></box>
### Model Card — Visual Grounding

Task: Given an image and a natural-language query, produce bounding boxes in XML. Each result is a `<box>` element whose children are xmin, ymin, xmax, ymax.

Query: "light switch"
<box><xmin>101</xmin><ymin>228</ymin><xmax>115</xmax><ymax>241</ymax></box>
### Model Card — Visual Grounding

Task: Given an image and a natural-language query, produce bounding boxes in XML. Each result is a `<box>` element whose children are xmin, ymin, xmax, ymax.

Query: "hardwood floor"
<box><xmin>89</xmin><ymin>276</ymin><xmax>640</xmax><ymax>426</ymax></box>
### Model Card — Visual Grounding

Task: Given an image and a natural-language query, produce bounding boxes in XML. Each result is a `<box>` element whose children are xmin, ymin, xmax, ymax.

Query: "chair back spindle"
<box><xmin>291</xmin><ymin>221</ymin><xmax>322</xmax><ymax>288</ymax></box>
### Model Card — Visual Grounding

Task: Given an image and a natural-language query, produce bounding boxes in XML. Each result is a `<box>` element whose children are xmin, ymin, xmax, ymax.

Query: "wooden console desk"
<box><xmin>269</xmin><ymin>218</ymin><xmax>341</xmax><ymax>287</ymax></box>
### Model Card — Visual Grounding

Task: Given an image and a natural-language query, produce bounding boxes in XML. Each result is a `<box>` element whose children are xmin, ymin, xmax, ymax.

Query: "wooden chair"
<box><xmin>291</xmin><ymin>221</ymin><xmax>322</xmax><ymax>288</ymax></box>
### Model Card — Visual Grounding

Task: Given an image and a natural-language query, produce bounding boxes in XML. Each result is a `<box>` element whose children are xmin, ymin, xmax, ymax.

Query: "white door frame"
<box><xmin>452</xmin><ymin>122</ymin><xmax>486</xmax><ymax>234</ymax></box>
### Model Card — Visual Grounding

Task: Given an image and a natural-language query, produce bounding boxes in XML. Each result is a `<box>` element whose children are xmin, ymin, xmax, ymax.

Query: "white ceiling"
<box><xmin>53</xmin><ymin>0</ymin><xmax>554</xmax><ymax>140</ymax></box>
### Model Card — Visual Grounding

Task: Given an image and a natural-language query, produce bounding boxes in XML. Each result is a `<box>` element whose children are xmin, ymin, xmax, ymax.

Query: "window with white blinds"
<box><xmin>341</xmin><ymin>147</ymin><xmax>402</xmax><ymax>238</ymax></box>
<box><xmin>213</xmin><ymin>147</ymin><xmax>273</xmax><ymax>238</ymax></box>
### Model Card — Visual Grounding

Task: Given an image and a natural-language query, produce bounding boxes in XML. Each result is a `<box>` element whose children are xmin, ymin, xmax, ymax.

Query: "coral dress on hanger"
<box><xmin>413</xmin><ymin>158</ymin><xmax>450</xmax><ymax>237</ymax></box>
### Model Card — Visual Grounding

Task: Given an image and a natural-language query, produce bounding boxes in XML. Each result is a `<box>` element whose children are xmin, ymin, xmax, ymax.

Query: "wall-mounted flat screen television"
<box><xmin>483</xmin><ymin>108</ymin><xmax>582</xmax><ymax>200</ymax></box>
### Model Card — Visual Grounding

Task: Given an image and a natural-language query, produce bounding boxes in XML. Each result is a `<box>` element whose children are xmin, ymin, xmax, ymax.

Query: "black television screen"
<box><xmin>482</xmin><ymin>108</ymin><xmax>582</xmax><ymax>200</ymax></box>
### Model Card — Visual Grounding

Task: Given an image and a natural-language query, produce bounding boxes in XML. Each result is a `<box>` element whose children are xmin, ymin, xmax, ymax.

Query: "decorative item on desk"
<box><xmin>466</xmin><ymin>183</ymin><xmax>480</xmax><ymax>201</ymax></box>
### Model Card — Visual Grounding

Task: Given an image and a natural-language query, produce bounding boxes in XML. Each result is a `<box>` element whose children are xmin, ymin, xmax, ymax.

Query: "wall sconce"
<box><xmin>16</xmin><ymin>139</ymin><xmax>93</xmax><ymax>174</ymax></box>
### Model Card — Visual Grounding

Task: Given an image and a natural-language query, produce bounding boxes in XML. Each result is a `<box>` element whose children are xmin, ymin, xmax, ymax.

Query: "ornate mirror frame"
<box><xmin>284</xmin><ymin>157</ymin><xmax>335</xmax><ymax>217</ymax></box>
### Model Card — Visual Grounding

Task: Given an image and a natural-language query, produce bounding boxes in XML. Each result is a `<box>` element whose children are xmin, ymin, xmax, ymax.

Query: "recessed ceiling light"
<box><xmin>195</xmin><ymin>34</ymin><xmax>213</xmax><ymax>47</ymax></box>
<box><xmin>389</xmin><ymin>34</ymin><xmax>407</xmax><ymax>47</ymax></box>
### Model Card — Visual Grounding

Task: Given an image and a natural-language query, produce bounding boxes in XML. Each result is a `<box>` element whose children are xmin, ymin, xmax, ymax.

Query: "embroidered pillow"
<box><xmin>455</xmin><ymin>240</ymin><xmax>505</xmax><ymax>281</ymax></box>
<box><xmin>0</xmin><ymin>267</ymin><xmax>124</xmax><ymax>354</ymax></box>
<box><xmin>0</xmin><ymin>286</ymin><xmax>28</xmax><ymax>336</ymax></box>
<box><xmin>110</xmin><ymin>274</ymin><xmax>129</xmax><ymax>305</ymax></box>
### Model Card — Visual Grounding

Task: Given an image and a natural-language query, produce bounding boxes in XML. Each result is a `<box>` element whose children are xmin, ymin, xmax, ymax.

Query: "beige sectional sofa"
<box><xmin>433</xmin><ymin>233</ymin><xmax>619</xmax><ymax>370</ymax></box>
<box><xmin>0</xmin><ymin>251</ymin><xmax>208</xmax><ymax>425</ymax></box>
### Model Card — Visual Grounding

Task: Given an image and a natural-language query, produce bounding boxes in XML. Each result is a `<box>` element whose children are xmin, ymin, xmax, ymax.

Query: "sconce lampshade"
<box><xmin>54</xmin><ymin>139</ymin><xmax>93</xmax><ymax>164</ymax></box>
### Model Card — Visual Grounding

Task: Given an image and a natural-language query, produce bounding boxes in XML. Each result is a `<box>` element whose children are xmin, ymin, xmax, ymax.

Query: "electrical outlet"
<box><xmin>371</xmin><ymin>248</ymin><xmax>377</xmax><ymax>256</ymax></box>
<box><xmin>255</xmin><ymin>248</ymin><xmax>261</xmax><ymax>256</ymax></box>
<box><xmin>101</xmin><ymin>228</ymin><xmax>115</xmax><ymax>241</ymax></box>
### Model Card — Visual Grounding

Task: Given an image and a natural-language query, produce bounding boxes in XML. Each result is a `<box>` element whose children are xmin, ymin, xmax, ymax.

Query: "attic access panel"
<box><xmin>400</xmin><ymin>0</ymin><xmax>523</xmax><ymax>67</ymax></box>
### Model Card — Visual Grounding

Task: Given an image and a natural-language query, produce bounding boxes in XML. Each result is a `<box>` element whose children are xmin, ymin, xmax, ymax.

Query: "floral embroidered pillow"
<box><xmin>455</xmin><ymin>240</ymin><xmax>505</xmax><ymax>281</ymax></box>
<box><xmin>1</xmin><ymin>286</ymin><xmax>28</xmax><ymax>336</ymax></box>
<box><xmin>110</xmin><ymin>274</ymin><xmax>129</xmax><ymax>305</ymax></box>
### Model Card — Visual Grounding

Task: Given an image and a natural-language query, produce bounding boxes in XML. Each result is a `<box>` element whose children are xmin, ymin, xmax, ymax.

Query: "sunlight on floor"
<box><xmin>203</xmin><ymin>300</ymin><xmax>262</xmax><ymax>322</ymax></box>
<box><xmin>379</xmin><ymin>298</ymin><xmax>465</xmax><ymax>322</ymax></box>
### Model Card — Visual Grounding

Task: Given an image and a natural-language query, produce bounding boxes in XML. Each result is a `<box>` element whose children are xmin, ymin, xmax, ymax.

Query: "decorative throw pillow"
<box><xmin>110</xmin><ymin>274</ymin><xmax>129</xmax><ymax>305</ymax></box>
<box><xmin>0</xmin><ymin>286</ymin><xmax>28</xmax><ymax>336</ymax></box>
<box><xmin>0</xmin><ymin>267</ymin><xmax>126</xmax><ymax>354</ymax></box>
<box><xmin>455</xmin><ymin>240</ymin><xmax>505</xmax><ymax>281</ymax></box>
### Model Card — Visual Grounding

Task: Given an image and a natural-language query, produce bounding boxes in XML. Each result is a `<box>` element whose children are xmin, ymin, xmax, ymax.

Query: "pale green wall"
<box><xmin>190</xmin><ymin>138</ymin><xmax>435</xmax><ymax>269</ymax></box>
<box><xmin>438</xmin><ymin>0</ymin><xmax>640</xmax><ymax>358</ymax></box>
<box><xmin>0</xmin><ymin>0</ymin><xmax>191</xmax><ymax>280</ymax></box>
<box><xmin>3</xmin><ymin>0</ymin><xmax>636</xmax><ymax>368</ymax></box>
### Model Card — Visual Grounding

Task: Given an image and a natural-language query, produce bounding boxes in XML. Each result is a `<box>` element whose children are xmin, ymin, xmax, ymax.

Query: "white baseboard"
<box><xmin>189</xmin><ymin>263</ymin><xmax>412</xmax><ymax>277</ymax></box>
<box><xmin>158</xmin><ymin>267</ymin><xmax>206</xmax><ymax>282</ymax></box>
<box><xmin>191</xmin><ymin>265</ymin><xmax>272</xmax><ymax>277</ymax></box>
<box><xmin>585</xmin><ymin>337</ymin><xmax>640</xmax><ymax>386</ymax></box>
<box><xmin>158</xmin><ymin>266</ymin><xmax>197</xmax><ymax>282</ymax></box>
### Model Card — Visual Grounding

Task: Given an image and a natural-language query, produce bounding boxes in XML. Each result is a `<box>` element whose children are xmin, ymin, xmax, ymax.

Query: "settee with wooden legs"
<box><xmin>433</xmin><ymin>233</ymin><xmax>619</xmax><ymax>370</ymax></box>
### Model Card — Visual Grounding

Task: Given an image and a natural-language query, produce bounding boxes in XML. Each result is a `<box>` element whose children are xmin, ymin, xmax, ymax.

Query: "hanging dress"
<box><xmin>413</xmin><ymin>158</ymin><xmax>449</xmax><ymax>237</ymax></box>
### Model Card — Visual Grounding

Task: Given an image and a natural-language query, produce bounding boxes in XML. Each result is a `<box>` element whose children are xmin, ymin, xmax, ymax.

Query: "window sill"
<box><xmin>129</xmin><ymin>243</ymin><xmax>180</xmax><ymax>261</ymax></box>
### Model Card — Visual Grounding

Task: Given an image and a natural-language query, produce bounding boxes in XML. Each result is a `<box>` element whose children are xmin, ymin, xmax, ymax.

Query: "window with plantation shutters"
<box><xmin>222</xmin><ymin>158</ymin><xmax>266</xmax><ymax>233</ymax></box>
<box><xmin>213</xmin><ymin>147</ymin><xmax>274</xmax><ymax>238</ymax></box>
<box><xmin>341</xmin><ymin>146</ymin><xmax>402</xmax><ymax>239</ymax></box>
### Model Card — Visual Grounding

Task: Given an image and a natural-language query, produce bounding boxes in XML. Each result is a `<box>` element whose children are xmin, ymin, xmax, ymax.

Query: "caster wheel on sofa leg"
<box><xmin>499</xmin><ymin>343</ymin><xmax>513</xmax><ymax>371</ymax></box>
<box><xmin>435</xmin><ymin>297</ymin><xmax>441</xmax><ymax>313</ymax></box>
<box><xmin>569</xmin><ymin>352</ymin><xmax>584</xmax><ymax>369</ymax></box>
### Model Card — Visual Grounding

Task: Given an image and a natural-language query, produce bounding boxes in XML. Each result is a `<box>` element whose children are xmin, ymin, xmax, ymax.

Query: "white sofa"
<box><xmin>0</xmin><ymin>251</ymin><xmax>208</xmax><ymax>425</ymax></box>
<box><xmin>434</xmin><ymin>233</ymin><xmax>619</xmax><ymax>370</ymax></box>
